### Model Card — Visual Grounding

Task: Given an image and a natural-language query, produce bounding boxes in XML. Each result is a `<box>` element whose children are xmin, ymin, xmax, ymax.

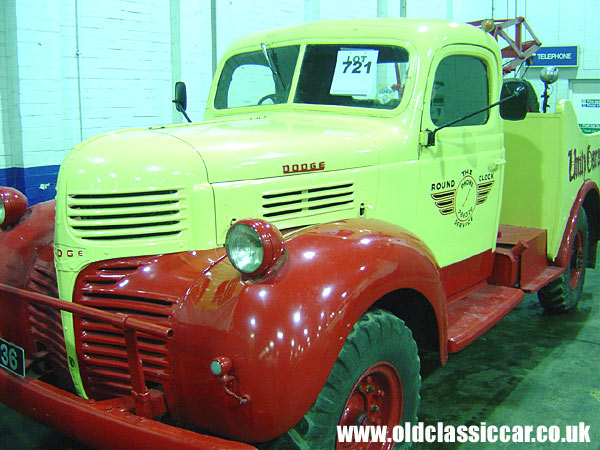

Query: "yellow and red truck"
<box><xmin>0</xmin><ymin>17</ymin><xmax>598</xmax><ymax>450</ymax></box>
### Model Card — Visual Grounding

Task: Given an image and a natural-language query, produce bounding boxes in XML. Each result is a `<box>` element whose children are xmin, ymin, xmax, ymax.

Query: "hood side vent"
<box><xmin>66</xmin><ymin>189</ymin><xmax>187</xmax><ymax>241</ymax></box>
<box><xmin>262</xmin><ymin>182</ymin><xmax>354</xmax><ymax>220</ymax></box>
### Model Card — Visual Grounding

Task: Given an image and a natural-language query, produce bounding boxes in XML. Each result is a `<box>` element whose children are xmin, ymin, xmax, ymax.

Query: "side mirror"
<box><xmin>173</xmin><ymin>81</ymin><xmax>191</xmax><ymax>123</ymax></box>
<box><xmin>173</xmin><ymin>81</ymin><xmax>187</xmax><ymax>111</ymax></box>
<box><xmin>500</xmin><ymin>80</ymin><xmax>528</xmax><ymax>121</ymax></box>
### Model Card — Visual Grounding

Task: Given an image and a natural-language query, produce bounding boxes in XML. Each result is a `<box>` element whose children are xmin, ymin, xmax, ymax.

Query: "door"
<box><xmin>417</xmin><ymin>45</ymin><xmax>505</xmax><ymax>269</ymax></box>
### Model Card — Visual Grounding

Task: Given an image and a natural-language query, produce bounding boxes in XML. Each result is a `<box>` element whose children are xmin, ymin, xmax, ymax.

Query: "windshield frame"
<box><xmin>208</xmin><ymin>38</ymin><xmax>417</xmax><ymax>118</ymax></box>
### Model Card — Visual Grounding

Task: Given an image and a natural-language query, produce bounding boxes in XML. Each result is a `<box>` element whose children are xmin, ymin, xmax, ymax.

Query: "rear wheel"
<box><xmin>278</xmin><ymin>309</ymin><xmax>421</xmax><ymax>450</ymax></box>
<box><xmin>538</xmin><ymin>209</ymin><xmax>588</xmax><ymax>312</ymax></box>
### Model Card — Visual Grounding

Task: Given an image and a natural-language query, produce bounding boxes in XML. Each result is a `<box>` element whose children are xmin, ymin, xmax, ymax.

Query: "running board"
<box><xmin>520</xmin><ymin>266</ymin><xmax>564</xmax><ymax>292</ymax></box>
<box><xmin>447</xmin><ymin>284</ymin><xmax>524</xmax><ymax>353</ymax></box>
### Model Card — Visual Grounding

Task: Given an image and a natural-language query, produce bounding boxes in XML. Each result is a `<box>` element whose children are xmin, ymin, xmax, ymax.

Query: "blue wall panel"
<box><xmin>0</xmin><ymin>165</ymin><xmax>61</xmax><ymax>206</ymax></box>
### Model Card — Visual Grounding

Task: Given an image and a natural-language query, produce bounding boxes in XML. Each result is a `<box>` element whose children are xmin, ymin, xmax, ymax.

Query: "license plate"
<box><xmin>0</xmin><ymin>337</ymin><xmax>25</xmax><ymax>378</ymax></box>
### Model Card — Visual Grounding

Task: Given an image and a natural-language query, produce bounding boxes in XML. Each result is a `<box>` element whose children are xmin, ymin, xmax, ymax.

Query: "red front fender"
<box><xmin>0</xmin><ymin>200</ymin><xmax>55</xmax><ymax>288</ymax></box>
<box><xmin>0</xmin><ymin>200</ymin><xmax>55</xmax><ymax>351</ymax></box>
<box><xmin>173</xmin><ymin>218</ymin><xmax>446</xmax><ymax>442</ymax></box>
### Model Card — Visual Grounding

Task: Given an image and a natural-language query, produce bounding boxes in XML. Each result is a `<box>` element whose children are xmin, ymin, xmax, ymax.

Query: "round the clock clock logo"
<box><xmin>455</xmin><ymin>175</ymin><xmax>477</xmax><ymax>223</ymax></box>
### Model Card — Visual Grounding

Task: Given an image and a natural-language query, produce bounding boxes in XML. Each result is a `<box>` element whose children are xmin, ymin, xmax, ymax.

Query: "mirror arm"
<box><xmin>424</xmin><ymin>86</ymin><xmax>524</xmax><ymax>147</ymax></box>
<box><xmin>172</xmin><ymin>100</ymin><xmax>192</xmax><ymax>123</ymax></box>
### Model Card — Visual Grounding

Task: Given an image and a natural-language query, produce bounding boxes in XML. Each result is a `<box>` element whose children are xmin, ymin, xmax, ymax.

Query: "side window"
<box><xmin>430</xmin><ymin>55</ymin><xmax>489</xmax><ymax>126</ymax></box>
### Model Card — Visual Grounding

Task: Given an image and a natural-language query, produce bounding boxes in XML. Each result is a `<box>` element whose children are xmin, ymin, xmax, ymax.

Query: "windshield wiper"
<box><xmin>261</xmin><ymin>43</ymin><xmax>285</xmax><ymax>92</ymax></box>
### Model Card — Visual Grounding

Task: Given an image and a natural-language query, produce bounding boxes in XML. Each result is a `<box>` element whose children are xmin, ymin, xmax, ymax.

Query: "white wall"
<box><xmin>178</xmin><ymin>1</ymin><xmax>212</xmax><ymax>122</ymax></box>
<box><xmin>0</xmin><ymin>3</ymin><xmax>7</xmax><ymax>168</ymax></box>
<box><xmin>71</xmin><ymin>1</ymin><xmax>173</xmax><ymax>138</ymax></box>
<box><xmin>319</xmin><ymin>0</ymin><xmax>378</xmax><ymax>20</ymax></box>
<box><xmin>406</xmin><ymin>0</ymin><xmax>447</xmax><ymax>19</ymax></box>
<box><xmin>217</xmin><ymin>0</ymin><xmax>305</xmax><ymax>61</ymax></box>
<box><xmin>0</xmin><ymin>0</ymin><xmax>598</xmax><ymax>202</ymax></box>
<box><xmin>1</xmin><ymin>1</ymin><xmax>22</xmax><ymax>170</ymax></box>
<box><xmin>16</xmin><ymin>0</ymin><xmax>64</xmax><ymax>168</ymax></box>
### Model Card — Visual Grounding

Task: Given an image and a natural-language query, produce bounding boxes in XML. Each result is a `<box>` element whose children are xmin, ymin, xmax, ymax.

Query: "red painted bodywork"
<box><xmin>3</xmin><ymin>194</ymin><xmax>592</xmax><ymax>447</ymax></box>
<box><xmin>491</xmin><ymin>225</ymin><xmax>564</xmax><ymax>292</ymax></box>
<box><xmin>555</xmin><ymin>180</ymin><xmax>600</xmax><ymax>267</ymax></box>
<box><xmin>0</xmin><ymin>178</ymin><xmax>594</xmax><ymax>448</ymax></box>
<box><xmin>446</xmin><ymin>283</ymin><xmax>524</xmax><ymax>352</ymax></box>
<box><xmin>0</xmin><ymin>279</ymin><xmax>255</xmax><ymax>450</ymax></box>
<box><xmin>69</xmin><ymin>218</ymin><xmax>444</xmax><ymax>442</ymax></box>
<box><xmin>0</xmin><ymin>200</ymin><xmax>55</xmax><ymax>288</ymax></box>
<box><xmin>174</xmin><ymin>219</ymin><xmax>446</xmax><ymax>441</ymax></box>
<box><xmin>0</xmin><ymin>213</ymin><xmax>446</xmax><ymax>445</ymax></box>
<box><xmin>14</xmin><ymin>200</ymin><xmax>591</xmax><ymax>445</ymax></box>
<box><xmin>0</xmin><ymin>369</ymin><xmax>256</xmax><ymax>450</ymax></box>
<box><xmin>0</xmin><ymin>282</ymin><xmax>173</xmax><ymax>421</ymax></box>
<box><xmin>0</xmin><ymin>200</ymin><xmax>55</xmax><ymax>355</ymax></box>
<box><xmin>440</xmin><ymin>250</ymin><xmax>494</xmax><ymax>300</ymax></box>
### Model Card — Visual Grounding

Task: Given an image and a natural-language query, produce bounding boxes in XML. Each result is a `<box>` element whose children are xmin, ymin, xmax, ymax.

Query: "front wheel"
<box><xmin>538</xmin><ymin>209</ymin><xmax>588</xmax><ymax>312</ymax></box>
<box><xmin>280</xmin><ymin>309</ymin><xmax>421</xmax><ymax>450</ymax></box>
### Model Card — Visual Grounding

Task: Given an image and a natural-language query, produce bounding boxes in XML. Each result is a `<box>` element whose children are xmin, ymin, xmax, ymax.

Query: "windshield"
<box><xmin>215</xmin><ymin>45</ymin><xmax>299</xmax><ymax>109</ymax></box>
<box><xmin>296</xmin><ymin>44</ymin><xmax>409</xmax><ymax>109</ymax></box>
<box><xmin>214</xmin><ymin>43</ymin><xmax>409</xmax><ymax>111</ymax></box>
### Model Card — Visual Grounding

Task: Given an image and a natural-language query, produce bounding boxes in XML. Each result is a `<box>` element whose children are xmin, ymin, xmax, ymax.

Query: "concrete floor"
<box><xmin>414</xmin><ymin>269</ymin><xmax>600</xmax><ymax>450</ymax></box>
<box><xmin>1</xmin><ymin>264</ymin><xmax>600</xmax><ymax>449</ymax></box>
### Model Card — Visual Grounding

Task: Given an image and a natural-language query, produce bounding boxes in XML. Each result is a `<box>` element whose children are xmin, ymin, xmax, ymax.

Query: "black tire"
<box><xmin>538</xmin><ymin>209</ymin><xmax>588</xmax><ymax>312</ymax></box>
<box><xmin>271</xmin><ymin>309</ymin><xmax>420</xmax><ymax>450</ymax></box>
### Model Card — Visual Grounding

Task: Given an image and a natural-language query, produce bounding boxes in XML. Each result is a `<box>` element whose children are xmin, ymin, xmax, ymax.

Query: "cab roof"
<box><xmin>227</xmin><ymin>18</ymin><xmax>499</xmax><ymax>54</ymax></box>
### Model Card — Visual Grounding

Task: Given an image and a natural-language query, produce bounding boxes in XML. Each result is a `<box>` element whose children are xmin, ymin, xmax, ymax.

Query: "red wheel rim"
<box><xmin>569</xmin><ymin>229</ymin><xmax>585</xmax><ymax>289</ymax></box>
<box><xmin>336</xmin><ymin>362</ymin><xmax>403</xmax><ymax>450</ymax></box>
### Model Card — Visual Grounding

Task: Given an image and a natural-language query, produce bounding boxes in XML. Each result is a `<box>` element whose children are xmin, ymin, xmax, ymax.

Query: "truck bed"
<box><xmin>501</xmin><ymin>99</ymin><xmax>600</xmax><ymax>261</ymax></box>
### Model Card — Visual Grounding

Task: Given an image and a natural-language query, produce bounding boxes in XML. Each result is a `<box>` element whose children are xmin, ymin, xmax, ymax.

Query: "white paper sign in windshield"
<box><xmin>330</xmin><ymin>49</ymin><xmax>379</xmax><ymax>97</ymax></box>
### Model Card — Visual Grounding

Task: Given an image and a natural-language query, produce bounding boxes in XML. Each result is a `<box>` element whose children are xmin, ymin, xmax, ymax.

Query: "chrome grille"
<box><xmin>262</xmin><ymin>182</ymin><xmax>354</xmax><ymax>220</ymax></box>
<box><xmin>66</xmin><ymin>189</ymin><xmax>186</xmax><ymax>241</ymax></box>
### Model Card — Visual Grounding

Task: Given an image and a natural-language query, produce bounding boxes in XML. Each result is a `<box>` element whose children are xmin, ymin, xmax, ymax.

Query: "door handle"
<box><xmin>489</xmin><ymin>158</ymin><xmax>506</xmax><ymax>172</ymax></box>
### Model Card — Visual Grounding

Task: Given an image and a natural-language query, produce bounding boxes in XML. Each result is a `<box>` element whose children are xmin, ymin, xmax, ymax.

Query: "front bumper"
<box><xmin>0</xmin><ymin>370</ymin><xmax>256</xmax><ymax>450</ymax></box>
<box><xmin>0</xmin><ymin>283</ymin><xmax>256</xmax><ymax>450</ymax></box>
<box><xmin>0</xmin><ymin>371</ymin><xmax>256</xmax><ymax>450</ymax></box>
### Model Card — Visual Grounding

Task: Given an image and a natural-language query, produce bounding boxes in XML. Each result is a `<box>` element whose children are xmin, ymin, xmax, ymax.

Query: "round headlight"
<box><xmin>226</xmin><ymin>224</ymin><xmax>264</xmax><ymax>273</ymax></box>
<box><xmin>0</xmin><ymin>187</ymin><xmax>28</xmax><ymax>228</ymax></box>
<box><xmin>225</xmin><ymin>219</ymin><xmax>285</xmax><ymax>277</ymax></box>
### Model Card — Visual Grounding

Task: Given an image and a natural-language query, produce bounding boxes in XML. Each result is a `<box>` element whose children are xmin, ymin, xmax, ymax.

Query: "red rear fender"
<box><xmin>556</xmin><ymin>180</ymin><xmax>600</xmax><ymax>267</ymax></box>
